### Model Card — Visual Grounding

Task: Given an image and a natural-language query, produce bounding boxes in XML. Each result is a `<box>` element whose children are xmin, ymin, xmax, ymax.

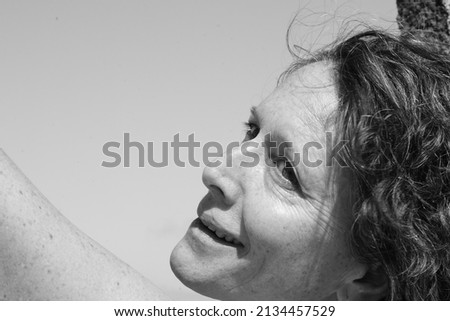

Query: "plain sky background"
<box><xmin>0</xmin><ymin>0</ymin><xmax>397</xmax><ymax>300</ymax></box>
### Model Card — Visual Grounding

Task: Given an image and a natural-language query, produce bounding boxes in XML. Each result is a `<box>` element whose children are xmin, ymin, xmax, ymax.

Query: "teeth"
<box><xmin>215</xmin><ymin>231</ymin><xmax>225</xmax><ymax>238</ymax></box>
<box><xmin>200</xmin><ymin>218</ymin><xmax>241</xmax><ymax>246</ymax></box>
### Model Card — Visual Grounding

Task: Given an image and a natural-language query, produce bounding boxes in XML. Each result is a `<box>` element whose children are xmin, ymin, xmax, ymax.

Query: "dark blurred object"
<box><xmin>397</xmin><ymin>0</ymin><xmax>450</xmax><ymax>54</ymax></box>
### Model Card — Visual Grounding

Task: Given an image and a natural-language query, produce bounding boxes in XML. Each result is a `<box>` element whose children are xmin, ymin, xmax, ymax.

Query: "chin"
<box><xmin>170</xmin><ymin>240</ymin><xmax>218</xmax><ymax>299</ymax></box>
<box><xmin>169</xmin><ymin>240</ymin><xmax>243</xmax><ymax>300</ymax></box>
<box><xmin>169</xmin><ymin>217</ymin><xmax>252</xmax><ymax>299</ymax></box>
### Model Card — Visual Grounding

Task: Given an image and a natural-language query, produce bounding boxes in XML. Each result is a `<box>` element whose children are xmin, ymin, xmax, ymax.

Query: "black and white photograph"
<box><xmin>1</xmin><ymin>0</ymin><xmax>450</xmax><ymax>310</ymax></box>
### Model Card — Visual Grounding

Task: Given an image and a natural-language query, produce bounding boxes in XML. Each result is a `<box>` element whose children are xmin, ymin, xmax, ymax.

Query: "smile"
<box><xmin>198</xmin><ymin>217</ymin><xmax>243</xmax><ymax>246</ymax></box>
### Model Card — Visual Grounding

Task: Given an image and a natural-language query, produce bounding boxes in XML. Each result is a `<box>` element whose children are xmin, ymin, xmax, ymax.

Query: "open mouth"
<box><xmin>195</xmin><ymin>218</ymin><xmax>243</xmax><ymax>247</ymax></box>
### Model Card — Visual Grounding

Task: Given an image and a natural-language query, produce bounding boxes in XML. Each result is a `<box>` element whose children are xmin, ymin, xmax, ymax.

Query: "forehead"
<box><xmin>257</xmin><ymin>61</ymin><xmax>337</xmax><ymax>140</ymax></box>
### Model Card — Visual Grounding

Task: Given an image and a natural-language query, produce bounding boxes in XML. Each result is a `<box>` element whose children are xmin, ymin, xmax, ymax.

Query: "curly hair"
<box><xmin>284</xmin><ymin>30</ymin><xmax>450</xmax><ymax>300</ymax></box>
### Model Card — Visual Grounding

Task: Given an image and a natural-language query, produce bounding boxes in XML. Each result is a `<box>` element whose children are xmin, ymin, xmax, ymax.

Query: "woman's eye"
<box><xmin>243</xmin><ymin>122</ymin><xmax>260</xmax><ymax>141</ymax></box>
<box><xmin>275</xmin><ymin>158</ymin><xmax>300</xmax><ymax>190</ymax></box>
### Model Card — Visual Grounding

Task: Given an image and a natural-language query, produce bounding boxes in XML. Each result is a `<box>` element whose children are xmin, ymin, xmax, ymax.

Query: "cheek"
<box><xmin>243</xmin><ymin>195</ymin><xmax>318</xmax><ymax>261</ymax></box>
<box><xmin>242</xmin><ymin>191</ymin><xmax>356</xmax><ymax>283</ymax></box>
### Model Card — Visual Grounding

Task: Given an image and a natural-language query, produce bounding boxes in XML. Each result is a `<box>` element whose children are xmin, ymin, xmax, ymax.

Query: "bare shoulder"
<box><xmin>0</xmin><ymin>149</ymin><xmax>169</xmax><ymax>300</ymax></box>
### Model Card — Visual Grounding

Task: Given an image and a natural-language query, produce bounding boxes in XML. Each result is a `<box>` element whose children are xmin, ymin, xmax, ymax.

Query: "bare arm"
<box><xmin>0</xmin><ymin>149</ymin><xmax>168</xmax><ymax>300</ymax></box>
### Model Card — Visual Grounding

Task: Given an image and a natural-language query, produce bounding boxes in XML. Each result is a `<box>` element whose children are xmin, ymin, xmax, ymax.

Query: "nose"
<box><xmin>202</xmin><ymin>166</ymin><xmax>237</xmax><ymax>207</ymax></box>
<box><xmin>201</xmin><ymin>159</ymin><xmax>241</xmax><ymax>207</ymax></box>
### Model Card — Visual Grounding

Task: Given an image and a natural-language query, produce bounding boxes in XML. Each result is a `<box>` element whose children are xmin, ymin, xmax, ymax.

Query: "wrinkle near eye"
<box><xmin>269</xmin><ymin>176</ymin><xmax>336</xmax><ymax>234</ymax></box>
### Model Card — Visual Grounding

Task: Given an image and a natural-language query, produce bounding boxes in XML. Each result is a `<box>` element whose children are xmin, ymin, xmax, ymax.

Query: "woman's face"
<box><xmin>170</xmin><ymin>61</ymin><xmax>365</xmax><ymax>300</ymax></box>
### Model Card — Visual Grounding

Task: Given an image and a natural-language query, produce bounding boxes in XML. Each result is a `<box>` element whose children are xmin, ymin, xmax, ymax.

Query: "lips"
<box><xmin>198</xmin><ymin>217</ymin><xmax>243</xmax><ymax>247</ymax></box>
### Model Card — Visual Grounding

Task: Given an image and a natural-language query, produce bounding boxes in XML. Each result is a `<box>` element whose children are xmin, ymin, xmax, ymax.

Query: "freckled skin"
<box><xmin>170</xmin><ymin>62</ymin><xmax>367</xmax><ymax>300</ymax></box>
<box><xmin>0</xmin><ymin>150</ymin><xmax>168</xmax><ymax>300</ymax></box>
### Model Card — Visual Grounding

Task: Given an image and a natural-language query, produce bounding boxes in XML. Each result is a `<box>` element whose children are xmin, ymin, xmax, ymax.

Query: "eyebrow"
<box><xmin>265</xmin><ymin>131</ymin><xmax>296</xmax><ymax>157</ymax></box>
<box><xmin>250</xmin><ymin>106</ymin><xmax>293</xmax><ymax>150</ymax></box>
<box><xmin>249</xmin><ymin>106</ymin><xmax>260</xmax><ymax>123</ymax></box>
